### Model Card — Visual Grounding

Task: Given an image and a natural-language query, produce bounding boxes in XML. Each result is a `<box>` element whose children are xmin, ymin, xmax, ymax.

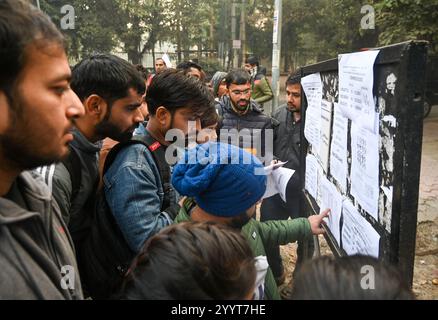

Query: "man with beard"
<box><xmin>172</xmin><ymin>142</ymin><xmax>330</xmax><ymax>300</ymax></box>
<box><xmin>36</xmin><ymin>54</ymin><xmax>145</xmax><ymax>260</ymax></box>
<box><xmin>103</xmin><ymin>69</ymin><xmax>215</xmax><ymax>254</ymax></box>
<box><xmin>0</xmin><ymin>0</ymin><xmax>85</xmax><ymax>298</ymax></box>
<box><xmin>261</xmin><ymin>73</ymin><xmax>304</xmax><ymax>288</ymax></box>
<box><xmin>216</xmin><ymin>69</ymin><xmax>277</xmax><ymax>163</ymax></box>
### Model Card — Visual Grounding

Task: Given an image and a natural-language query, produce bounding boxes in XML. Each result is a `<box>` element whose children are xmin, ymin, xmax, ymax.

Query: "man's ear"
<box><xmin>84</xmin><ymin>94</ymin><xmax>108</xmax><ymax>121</ymax></box>
<box><xmin>155</xmin><ymin>106</ymin><xmax>171</xmax><ymax>127</ymax></box>
<box><xmin>0</xmin><ymin>91</ymin><xmax>10</xmax><ymax>133</ymax></box>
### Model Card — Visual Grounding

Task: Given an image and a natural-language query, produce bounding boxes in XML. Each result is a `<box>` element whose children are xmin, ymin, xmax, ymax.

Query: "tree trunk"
<box><xmin>176</xmin><ymin>10</ymin><xmax>182</xmax><ymax>63</ymax></box>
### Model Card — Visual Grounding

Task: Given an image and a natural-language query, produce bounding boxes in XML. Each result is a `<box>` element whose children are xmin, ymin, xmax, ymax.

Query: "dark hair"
<box><xmin>135</xmin><ymin>64</ymin><xmax>149</xmax><ymax>80</ymax></box>
<box><xmin>286</xmin><ymin>71</ymin><xmax>301</xmax><ymax>86</ymax></box>
<box><xmin>177</xmin><ymin>60</ymin><xmax>205</xmax><ymax>81</ymax></box>
<box><xmin>146</xmin><ymin>69</ymin><xmax>214</xmax><ymax>117</ymax></box>
<box><xmin>291</xmin><ymin>255</ymin><xmax>415</xmax><ymax>300</ymax></box>
<box><xmin>0</xmin><ymin>0</ymin><xmax>64</xmax><ymax>98</ymax></box>
<box><xmin>225</xmin><ymin>69</ymin><xmax>251</xmax><ymax>88</ymax></box>
<box><xmin>201</xmin><ymin>105</ymin><xmax>219</xmax><ymax>128</ymax></box>
<box><xmin>177</xmin><ymin>60</ymin><xmax>203</xmax><ymax>74</ymax></box>
<box><xmin>120</xmin><ymin>221</ymin><xmax>256</xmax><ymax>300</ymax></box>
<box><xmin>71</xmin><ymin>54</ymin><xmax>145</xmax><ymax>105</ymax></box>
<box><xmin>245</xmin><ymin>56</ymin><xmax>259</xmax><ymax>67</ymax></box>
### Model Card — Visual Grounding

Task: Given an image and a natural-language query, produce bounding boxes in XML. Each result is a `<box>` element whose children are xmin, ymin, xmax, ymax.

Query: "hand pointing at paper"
<box><xmin>308</xmin><ymin>209</ymin><xmax>331</xmax><ymax>235</ymax></box>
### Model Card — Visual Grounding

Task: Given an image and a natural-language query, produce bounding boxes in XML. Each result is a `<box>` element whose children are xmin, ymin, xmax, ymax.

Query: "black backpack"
<box><xmin>79</xmin><ymin>132</ymin><xmax>172</xmax><ymax>299</ymax></box>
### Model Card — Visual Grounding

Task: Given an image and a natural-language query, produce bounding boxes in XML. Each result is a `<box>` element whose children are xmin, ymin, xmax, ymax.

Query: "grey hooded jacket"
<box><xmin>0</xmin><ymin>171</ymin><xmax>83</xmax><ymax>299</ymax></box>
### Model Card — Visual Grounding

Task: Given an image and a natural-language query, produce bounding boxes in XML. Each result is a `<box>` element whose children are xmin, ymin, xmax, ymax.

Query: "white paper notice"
<box><xmin>316</xmin><ymin>166</ymin><xmax>323</xmax><ymax>207</ymax></box>
<box><xmin>351</xmin><ymin>123</ymin><xmax>379</xmax><ymax>219</ymax></box>
<box><xmin>338</xmin><ymin>50</ymin><xmax>379</xmax><ymax>132</ymax></box>
<box><xmin>330</xmin><ymin>103</ymin><xmax>348</xmax><ymax>192</ymax></box>
<box><xmin>320</xmin><ymin>176</ymin><xmax>342</xmax><ymax>245</ymax></box>
<box><xmin>305</xmin><ymin>154</ymin><xmax>319</xmax><ymax>200</ymax></box>
<box><xmin>262</xmin><ymin>162</ymin><xmax>295</xmax><ymax>201</ymax></box>
<box><xmin>301</xmin><ymin>72</ymin><xmax>323</xmax><ymax>110</ymax></box>
<box><xmin>319</xmin><ymin>100</ymin><xmax>333</xmax><ymax>173</ymax></box>
<box><xmin>304</xmin><ymin>107</ymin><xmax>321</xmax><ymax>154</ymax></box>
<box><xmin>341</xmin><ymin>200</ymin><xmax>380</xmax><ymax>258</ymax></box>
<box><xmin>302</xmin><ymin>73</ymin><xmax>323</xmax><ymax>152</ymax></box>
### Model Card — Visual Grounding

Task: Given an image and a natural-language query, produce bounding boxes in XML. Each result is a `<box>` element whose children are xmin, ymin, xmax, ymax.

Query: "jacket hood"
<box><xmin>0</xmin><ymin>171</ymin><xmax>50</xmax><ymax>225</ymax></box>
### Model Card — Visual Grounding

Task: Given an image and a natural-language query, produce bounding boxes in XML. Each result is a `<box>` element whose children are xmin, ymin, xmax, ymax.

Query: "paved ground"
<box><xmin>418</xmin><ymin>106</ymin><xmax>438</xmax><ymax>222</ymax></box>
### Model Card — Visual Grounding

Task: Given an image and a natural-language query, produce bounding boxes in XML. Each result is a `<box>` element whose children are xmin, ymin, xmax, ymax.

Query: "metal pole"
<box><xmin>239</xmin><ymin>0</ymin><xmax>247</xmax><ymax>67</ymax></box>
<box><xmin>231</xmin><ymin>1</ymin><xmax>238</xmax><ymax>68</ymax></box>
<box><xmin>36</xmin><ymin>0</ymin><xmax>41</xmax><ymax>10</ymax></box>
<box><xmin>271</xmin><ymin>0</ymin><xmax>282</xmax><ymax>114</ymax></box>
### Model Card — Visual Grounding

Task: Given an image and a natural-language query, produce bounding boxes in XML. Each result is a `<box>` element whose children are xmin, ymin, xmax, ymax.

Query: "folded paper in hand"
<box><xmin>262</xmin><ymin>161</ymin><xmax>295</xmax><ymax>202</ymax></box>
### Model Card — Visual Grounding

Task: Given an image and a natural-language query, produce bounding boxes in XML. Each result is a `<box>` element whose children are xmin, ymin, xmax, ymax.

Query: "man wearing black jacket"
<box><xmin>260</xmin><ymin>73</ymin><xmax>303</xmax><ymax>286</ymax></box>
<box><xmin>216</xmin><ymin>69</ymin><xmax>278</xmax><ymax>164</ymax></box>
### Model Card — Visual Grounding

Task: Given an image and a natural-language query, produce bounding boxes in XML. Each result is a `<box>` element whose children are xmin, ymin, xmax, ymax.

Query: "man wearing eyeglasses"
<box><xmin>216</xmin><ymin>69</ymin><xmax>278</xmax><ymax>163</ymax></box>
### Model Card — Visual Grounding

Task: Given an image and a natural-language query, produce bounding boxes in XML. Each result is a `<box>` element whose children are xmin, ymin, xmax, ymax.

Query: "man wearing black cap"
<box><xmin>261</xmin><ymin>73</ymin><xmax>304</xmax><ymax>289</ymax></box>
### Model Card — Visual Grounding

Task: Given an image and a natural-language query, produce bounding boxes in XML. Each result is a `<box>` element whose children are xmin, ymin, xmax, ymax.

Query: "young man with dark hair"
<box><xmin>104</xmin><ymin>69</ymin><xmax>214</xmax><ymax>253</ymax></box>
<box><xmin>177</xmin><ymin>60</ymin><xmax>205</xmax><ymax>81</ymax></box>
<box><xmin>217</xmin><ymin>69</ymin><xmax>277</xmax><ymax>162</ymax></box>
<box><xmin>120</xmin><ymin>221</ymin><xmax>257</xmax><ymax>300</ymax></box>
<box><xmin>244</xmin><ymin>56</ymin><xmax>273</xmax><ymax>108</ymax></box>
<box><xmin>0</xmin><ymin>0</ymin><xmax>85</xmax><ymax>299</ymax></box>
<box><xmin>291</xmin><ymin>255</ymin><xmax>415</xmax><ymax>300</ymax></box>
<box><xmin>79</xmin><ymin>69</ymin><xmax>215</xmax><ymax>299</ymax></box>
<box><xmin>36</xmin><ymin>54</ymin><xmax>145</xmax><ymax>262</ymax></box>
<box><xmin>261</xmin><ymin>72</ymin><xmax>304</xmax><ymax>288</ymax></box>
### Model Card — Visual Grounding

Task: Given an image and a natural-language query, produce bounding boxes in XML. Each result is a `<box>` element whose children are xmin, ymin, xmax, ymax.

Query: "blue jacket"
<box><xmin>103</xmin><ymin>139</ymin><xmax>175</xmax><ymax>253</ymax></box>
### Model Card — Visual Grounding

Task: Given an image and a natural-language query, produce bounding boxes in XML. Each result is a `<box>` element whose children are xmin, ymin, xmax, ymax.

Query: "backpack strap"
<box><xmin>132</xmin><ymin>133</ymin><xmax>172</xmax><ymax>211</ymax></box>
<box><xmin>102</xmin><ymin>132</ymin><xmax>171</xmax><ymax>211</ymax></box>
<box><xmin>61</xmin><ymin>147</ymin><xmax>82</xmax><ymax>203</ymax></box>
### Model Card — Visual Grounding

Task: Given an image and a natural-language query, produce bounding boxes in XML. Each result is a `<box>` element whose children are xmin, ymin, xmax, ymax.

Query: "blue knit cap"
<box><xmin>172</xmin><ymin>142</ymin><xmax>267</xmax><ymax>217</ymax></box>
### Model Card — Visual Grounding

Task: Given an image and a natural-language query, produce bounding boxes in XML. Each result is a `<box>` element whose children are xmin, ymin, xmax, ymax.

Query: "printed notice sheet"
<box><xmin>342</xmin><ymin>200</ymin><xmax>380</xmax><ymax>258</ymax></box>
<box><xmin>302</xmin><ymin>73</ymin><xmax>323</xmax><ymax>152</ymax></box>
<box><xmin>305</xmin><ymin>154</ymin><xmax>319</xmax><ymax>200</ymax></box>
<box><xmin>329</xmin><ymin>103</ymin><xmax>349</xmax><ymax>192</ymax></box>
<box><xmin>319</xmin><ymin>100</ymin><xmax>333</xmax><ymax>173</ymax></box>
<box><xmin>351</xmin><ymin>123</ymin><xmax>379</xmax><ymax>219</ymax></box>
<box><xmin>338</xmin><ymin>50</ymin><xmax>379</xmax><ymax>132</ymax></box>
<box><xmin>320</xmin><ymin>176</ymin><xmax>342</xmax><ymax>244</ymax></box>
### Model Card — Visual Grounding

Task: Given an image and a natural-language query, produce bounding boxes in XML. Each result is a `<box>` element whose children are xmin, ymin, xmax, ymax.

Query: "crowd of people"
<box><xmin>0</xmin><ymin>0</ymin><xmax>414</xmax><ymax>300</ymax></box>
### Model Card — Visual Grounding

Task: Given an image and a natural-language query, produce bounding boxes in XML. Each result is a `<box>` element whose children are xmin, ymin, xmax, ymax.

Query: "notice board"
<box><xmin>299</xmin><ymin>41</ymin><xmax>428</xmax><ymax>285</ymax></box>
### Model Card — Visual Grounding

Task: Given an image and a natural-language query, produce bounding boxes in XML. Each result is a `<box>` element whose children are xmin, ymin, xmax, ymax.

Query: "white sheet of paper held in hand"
<box><xmin>338</xmin><ymin>50</ymin><xmax>379</xmax><ymax>132</ymax></box>
<box><xmin>262</xmin><ymin>161</ymin><xmax>295</xmax><ymax>202</ymax></box>
<box><xmin>341</xmin><ymin>200</ymin><xmax>380</xmax><ymax>258</ymax></box>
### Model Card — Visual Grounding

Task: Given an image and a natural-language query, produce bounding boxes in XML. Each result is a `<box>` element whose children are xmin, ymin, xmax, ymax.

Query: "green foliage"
<box><xmin>37</xmin><ymin>0</ymin><xmax>437</xmax><ymax>67</ymax></box>
<box><xmin>375</xmin><ymin>0</ymin><xmax>438</xmax><ymax>54</ymax></box>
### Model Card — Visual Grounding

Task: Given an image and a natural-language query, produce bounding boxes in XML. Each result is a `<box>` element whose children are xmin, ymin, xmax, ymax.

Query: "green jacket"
<box><xmin>251</xmin><ymin>76</ymin><xmax>274</xmax><ymax>105</ymax></box>
<box><xmin>174</xmin><ymin>198</ymin><xmax>312</xmax><ymax>300</ymax></box>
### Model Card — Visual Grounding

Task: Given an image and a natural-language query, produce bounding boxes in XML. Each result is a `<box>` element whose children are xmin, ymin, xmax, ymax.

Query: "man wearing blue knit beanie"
<box><xmin>172</xmin><ymin>142</ymin><xmax>330</xmax><ymax>300</ymax></box>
